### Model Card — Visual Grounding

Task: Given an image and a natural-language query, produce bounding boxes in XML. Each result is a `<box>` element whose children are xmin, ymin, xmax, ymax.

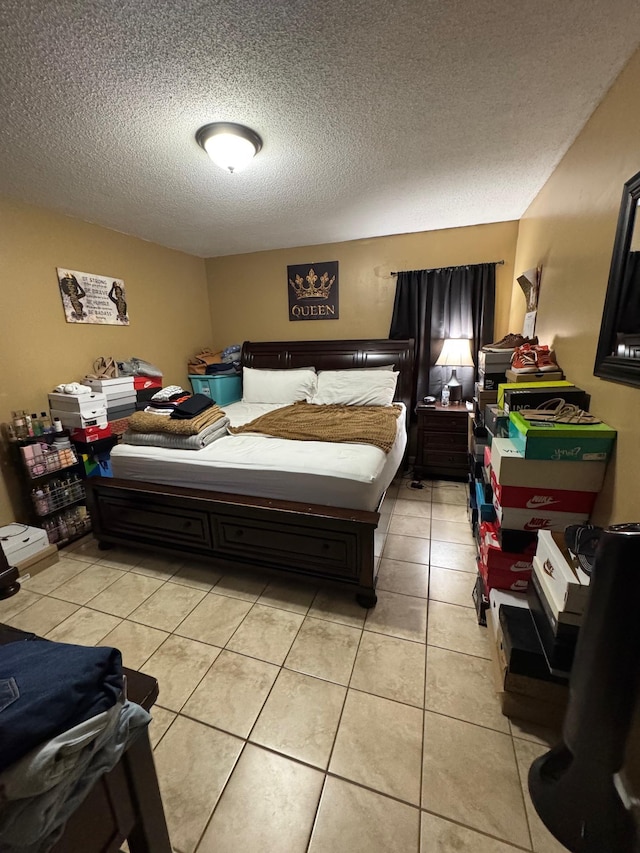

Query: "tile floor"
<box><xmin>0</xmin><ymin>477</ymin><xmax>567</xmax><ymax>853</ymax></box>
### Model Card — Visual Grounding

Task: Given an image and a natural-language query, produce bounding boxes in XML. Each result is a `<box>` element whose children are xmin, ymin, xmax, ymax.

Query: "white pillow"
<box><xmin>242</xmin><ymin>367</ymin><xmax>317</xmax><ymax>404</ymax></box>
<box><xmin>311</xmin><ymin>370</ymin><xmax>399</xmax><ymax>406</ymax></box>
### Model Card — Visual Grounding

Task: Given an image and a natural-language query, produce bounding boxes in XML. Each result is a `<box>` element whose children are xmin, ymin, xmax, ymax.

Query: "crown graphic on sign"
<box><xmin>289</xmin><ymin>267</ymin><xmax>335</xmax><ymax>300</ymax></box>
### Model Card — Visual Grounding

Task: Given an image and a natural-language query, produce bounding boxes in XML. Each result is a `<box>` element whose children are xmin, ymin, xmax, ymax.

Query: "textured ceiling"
<box><xmin>1</xmin><ymin>1</ymin><xmax>639</xmax><ymax>258</ymax></box>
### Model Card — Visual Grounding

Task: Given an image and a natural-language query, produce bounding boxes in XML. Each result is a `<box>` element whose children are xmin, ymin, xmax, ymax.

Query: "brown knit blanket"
<box><xmin>228</xmin><ymin>402</ymin><xmax>403</xmax><ymax>453</ymax></box>
<box><xmin>127</xmin><ymin>405</ymin><xmax>226</xmax><ymax>436</ymax></box>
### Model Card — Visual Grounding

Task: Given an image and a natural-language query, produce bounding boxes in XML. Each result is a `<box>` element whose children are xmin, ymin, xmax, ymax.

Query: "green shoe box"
<box><xmin>508</xmin><ymin>411</ymin><xmax>616</xmax><ymax>461</ymax></box>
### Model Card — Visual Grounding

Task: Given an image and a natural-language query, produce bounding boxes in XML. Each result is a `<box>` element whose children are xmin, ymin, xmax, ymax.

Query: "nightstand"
<box><xmin>415</xmin><ymin>403</ymin><xmax>470</xmax><ymax>479</ymax></box>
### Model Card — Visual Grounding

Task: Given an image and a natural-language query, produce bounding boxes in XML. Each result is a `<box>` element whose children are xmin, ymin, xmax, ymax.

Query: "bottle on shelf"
<box><xmin>11</xmin><ymin>411</ymin><xmax>29</xmax><ymax>440</ymax></box>
<box><xmin>53</xmin><ymin>417</ymin><xmax>63</xmax><ymax>433</ymax></box>
<box><xmin>441</xmin><ymin>384</ymin><xmax>450</xmax><ymax>407</ymax></box>
<box><xmin>31</xmin><ymin>413</ymin><xmax>42</xmax><ymax>436</ymax></box>
<box><xmin>40</xmin><ymin>412</ymin><xmax>52</xmax><ymax>433</ymax></box>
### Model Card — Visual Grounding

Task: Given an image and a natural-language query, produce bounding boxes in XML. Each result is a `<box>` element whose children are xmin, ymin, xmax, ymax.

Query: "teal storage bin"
<box><xmin>189</xmin><ymin>374</ymin><xmax>242</xmax><ymax>406</ymax></box>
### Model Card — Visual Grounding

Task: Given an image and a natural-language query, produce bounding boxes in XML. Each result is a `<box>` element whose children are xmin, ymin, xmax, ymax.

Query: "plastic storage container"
<box><xmin>188</xmin><ymin>374</ymin><xmax>242</xmax><ymax>406</ymax></box>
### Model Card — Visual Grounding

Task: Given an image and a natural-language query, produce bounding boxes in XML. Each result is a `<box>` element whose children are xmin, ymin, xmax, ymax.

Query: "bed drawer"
<box><xmin>99</xmin><ymin>496</ymin><xmax>212</xmax><ymax>548</ymax></box>
<box><xmin>213</xmin><ymin>517</ymin><xmax>360</xmax><ymax>580</ymax></box>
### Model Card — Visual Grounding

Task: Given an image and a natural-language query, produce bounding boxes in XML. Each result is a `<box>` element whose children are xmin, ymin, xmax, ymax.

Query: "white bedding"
<box><xmin>111</xmin><ymin>401</ymin><xmax>406</xmax><ymax>511</ymax></box>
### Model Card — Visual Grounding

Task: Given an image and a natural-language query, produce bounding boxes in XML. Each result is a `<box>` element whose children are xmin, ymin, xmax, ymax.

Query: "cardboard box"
<box><xmin>502</xmin><ymin>386</ymin><xmax>590</xmax><ymax>415</ymax></box>
<box><xmin>490</xmin><ymin>469</ymin><xmax>598</xmax><ymax>515</ymax></box>
<box><xmin>478</xmin><ymin>369</ymin><xmax>507</xmax><ymax>391</ymax></box>
<box><xmin>536</xmin><ymin>530</ymin><xmax>590</xmax><ymax>614</ymax></box>
<box><xmin>15</xmin><ymin>543</ymin><xmax>59</xmax><ymax>578</ymax></box>
<box><xmin>498</xmin><ymin>380</ymin><xmax>575</xmax><ymax>409</ymax></box>
<box><xmin>133</xmin><ymin>376</ymin><xmax>163</xmax><ymax>391</ymax></box>
<box><xmin>0</xmin><ymin>524</ymin><xmax>50</xmax><ymax>563</ymax></box>
<box><xmin>50</xmin><ymin>407</ymin><xmax>108</xmax><ymax>430</ymax></box>
<box><xmin>484</xmin><ymin>404</ymin><xmax>510</xmax><ymax>438</ymax></box>
<box><xmin>71</xmin><ymin>425</ymin><xmax>113</xmax><ymax>443</ymax></box>
<box><xmin>48</xmin><ymin>391</ymin><xmax>107</xmax><ymax>413</ymax></box>
<box><xmin>488</xmin><ymin>588</ymin><xmax>528</xmax><ymax>640</ymax></box>
<box><xmin>475</xmin><ymin>479</ymin><xmax>496</xmax><ymax>522</ymax></box>
<box><xmin>490</xmin><ymin>438</ymin><xmax>608</xmax><ymax>491</ymax></box>
<box><xmin>83</xmin><ymin>376</ymin><xmax>135</xmax><ymax>393</ymax></box>
<box><xmin>478</xmin><ymin>554</ymin><xmax>531</xmax><ymax>594</ymax></box>
<box><xmin>474</xmin><ymin>385</ymin><xmax>499</xmax><ymax>409</ymax></box>
<box><xmin>531</xmin><ymin>559</ymin><xmax>583</xmax><ymax>634</ymax></box>
<box><xmin>527</xmin><ymin>582</ymin><xmax>577</xmax><ymax>676</ymax></box>
<box><xmin>481</xmin><ymin>520</ymin><xmax>537</xmax><ymax>556</ymax></box>
<box><xmin>495</xmin><ymin>502</ymin><xmax>589</xmax><ymax>533</ymax></box>
<box><xmin>504</xmin><ymin>369</ymin><xmax>564</xmax><ymax>384</ymax></box>
<box><xmin>499</xmin><ymin>604</ymin><xmax>557</xmax><ymax>680</ymax></box>
<box><xmin>508</xmin><ymin>412</ymin><xmax>616</xmax><ymax>462</ymax></box>
<box><xmin>478</xmin><ymin>350</ymin><xmax>513</xmax><ymax>371</ymax></box>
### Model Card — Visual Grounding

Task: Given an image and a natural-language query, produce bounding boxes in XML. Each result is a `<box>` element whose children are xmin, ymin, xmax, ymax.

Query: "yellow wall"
<box><xmin>205</xmin><ymin>221</ymin><xmax>519</xmax><ymax>348</ymax></box>
<box><xmin>508</xmin><ymin>47</ymin><xmax>640</xmax><ymax>525</ymax></box>
<box><xmin>0</xmin><ymin>197</ymin><xmax>210</xmax><ymax>525</ymax></box>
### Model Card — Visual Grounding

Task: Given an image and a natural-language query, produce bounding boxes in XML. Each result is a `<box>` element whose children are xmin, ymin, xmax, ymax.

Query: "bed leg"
<box><xmin>356</xmin><ymin>591</ymin><xmax>377</xmax><ymax>609</ymax></box>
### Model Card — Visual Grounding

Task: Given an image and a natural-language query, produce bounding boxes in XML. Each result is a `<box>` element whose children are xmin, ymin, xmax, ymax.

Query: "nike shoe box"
<box><xmin>0</xmin><ymin>524</ymin><xmax>50</xmax><ymax>564</ymax></box>
<box><xmin>83</xmin><ymin>376</ymin><xmax>135</xmax><ymax>393</ymax></box>
<box><xmin>133</xmin><ymin>376</ymin><xmax>163</xmax><ymax>391</ymax></box>
<box><xmin>526</xmin><ymin>582</ymin><xmax>578</xmax><ymax>677</ymax></box>
<box><xmin>481</xmin><ymin>520</ymin><xmax>537</xmax><ymax>558</ymax></box>
<box><xmin>495</xmin><ymin>501</ymin><xmax>589</xmax><ymax>533</ymax></box>
<box><xmin>135</xmin><ymin>388</ymin><xmax>158</xmax><ymax>402</ymax></box>
<box><xmin>499</xmin><ymin>604</ymin><xmax>558</xmax><ymax>680</ymax></box>
<box><xmin>504</xmin><ymin>369</ymin><xmax>564</xmax><ymax>384</ymax></box>
<box><xmin>535</xmin><ymin>530</ymin><xmax>590</xmax><ymax>615</ymax></box>
<box><xmin>48</xmin><ymin>391</ymin><xmax>107</xmax><ymax>413</ymax></box>
<box><xmin>490</xmin><ymin>469</ymin><xmax>598</xmax><ymax>515</ymax></box>
<box><xmin>502</xmin><ymin>386</ymin><xmax>590</xmax><ymax>415</ymax></box>
<box><xmin>508</xmin><ymin>412</ymin><xmax>616</xmax><ymax>462</ymax></box>
<box><xmin>107</xmin><ymin>402</ymin><xmax>136</xmax><ymax>419</ymax></box>
<box><xmin>490</xmin><ymin>438</ymin><xmax>608</xmax><ymax>492</ymax></box>
<box><xmin>71</xmin><ymin>424</ymin><xmax>113</xmax><ymax>443</ymax></box>
<box><xmin>50</xmin><ymin>407</ymin><xmax>108</xmax><ymax>430</ymax></box>
<box><xmin>488</xmin><ymin>588</ymin><xmax>528</xmax><ymax>640</ymax></box>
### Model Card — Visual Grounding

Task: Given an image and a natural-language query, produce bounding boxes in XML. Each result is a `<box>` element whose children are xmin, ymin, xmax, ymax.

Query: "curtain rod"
<box><xmin>390</xmin><ymin>259</ymin><xmax>504</xmax><ymax>276</ymax></box>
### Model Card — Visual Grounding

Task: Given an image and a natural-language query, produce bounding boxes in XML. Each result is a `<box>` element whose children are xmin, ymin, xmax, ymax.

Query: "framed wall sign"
<box><xmin>287</xmin><ymin>261</ymin><xmax>339</xmax><ymax>321</ymax></box>
<box><xmin>57</xmin><ymin>268</ymin><xmax>130</xmax><ymax>325</ymax></box>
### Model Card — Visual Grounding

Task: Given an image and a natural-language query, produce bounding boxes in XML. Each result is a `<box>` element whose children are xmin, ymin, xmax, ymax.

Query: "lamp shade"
<box><xmin>435</xmin><ymin>338</ymin><xmax>474</xmax><ymax>367</ymax></box>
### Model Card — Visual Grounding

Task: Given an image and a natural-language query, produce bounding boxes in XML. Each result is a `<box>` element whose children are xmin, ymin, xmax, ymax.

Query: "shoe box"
<box><xmin>531</xmin><ymin>558</ymin><xmax>583</xmax><ymax>636</ymax></box>
<box><xmin>50</xmin><ymin>408</ymin><xmax>108</xmax><ymax>430</ymax></box>
<box><xmin>478</xmin><ymin>521</ymin><xmax>534</xmax><ymax>592</ymax></box>
<box><xmin>477</xmin><ymin>368</ymin><xmax>507</xmax><ymax>391</ymax></box>
<box><xmin>472</xmin><ymin>573</ymin><xmax>489</xmax><ymax>626</ymax></box>
<box><xmin>106</xmin><ymin>402</ymin><xmax>136</xmax><ymax>419</ymax></box>
<box><xmin>135</xmin><ymin>388</ymin><xmax>158</xmax><ymax>402</ymax></box>
<box><xmin>475</xmin><ymin>479</ymin><xmax>496</xmax><ymax>522</ymax></box>
<box><xmin>526</xmin><ymin>582</ymin><xmax>578</xmax><ymax>677</ymax></box>
<box><xmin>497</xmin><ymin>380</ymin><xmax>575</xmax><ymax>409</ymax></box>
<box><xmin>535</xmin><ymin>530</ymin><xmax>590</xmax><ymax>615</ymax></box>
<box><xmin>490</xmin><ymin>469</ymin><xmax>597</xmax><ymax>515</ymax></box>
<box><xmin>71</xmin><ymin>424</ymin><xmax>113</xmax><ymax>443</ymax></box>
<box><xmin>0</xmin><ymin>523</ymin><xmax>50</xmax><ymax>564</ymax></box>
<box><xmin>478</xmin><ymin>350</ymin><xmax>513</xmax><ymax>372</ymax></box>
<box><xmin>83</xmin><ymin>377</ymin><xmax>134</xmax><ymax>393</ymax></box>
<box><xmin>505</xmin><ymin>369</ymin><xmax>564</xmax><ymax>384</ymax></box>
<box><xmin>48</xmin><ymin>391</ymin><xmax>107</xmax><ymax>413</ymax></box>
<box><xmin>474</xmin><ymin>384</ymin><xmax>498</xmax><ymax>409</ymax></box>
<box><xmin>487</xmin><ymin>609</ymin><xmax>568</xmax><ymax>728</ymax></box>
<box><xmin>494</xmin><ymin>502</ymin><xmax>589</xmax><ymax>533</ymax></box>
<box><xmin>502</xmin><ymin>386</ymin><xmax>590</xmax><ymax>415</ymax></box>
<box><xmin>14</xmin><ymin>543</ymin><xmax>59</xmax><ymax>579</ymax></box>
<box><xmin>133</xmin><ymin>376</ymin><xmax>163</xmax><ymax>391</ymax></box>
<box><xmin>488</xmin><ymin>588</ymin><xmax>528</xmax><ymax>639</ymax></box>
<box><xmin>484</xmin><ymin>404</ymin><xmax>510</xmax><ymax>438</ymax></box>
<box><xmin>508</xmin><ymin>412</ymin><xmax>616</xmax><ymax>462</ymax></box>
<box><xmin>490</xmin><ymin>438</ymin><xmax>608</xmax><ymax>491</ymax></box>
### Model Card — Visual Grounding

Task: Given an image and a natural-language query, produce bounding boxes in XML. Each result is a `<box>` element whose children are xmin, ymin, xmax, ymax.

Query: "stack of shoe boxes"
<box><xmin>48</xmin><ymin>390</ymin><xmax>108</xmax><ymax>434</ymax></box>
<box><xmin>478</xmin><ymin>349</ymin><xmax>512</xmax><ymax>391</ymax></box>
<box><xmin>134</xmin><ymin>376</ymin><xmax>163</xmax><ymax>411</ymax></box>
<box><xmin>83</xmin><ymin>376</ymin><xmax>136</xmax><ymax>425</ymax></box>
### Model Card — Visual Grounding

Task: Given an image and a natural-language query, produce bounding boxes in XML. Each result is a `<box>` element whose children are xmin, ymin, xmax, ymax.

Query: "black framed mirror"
<box><xmin>594</xmin><ymin>169</ymin><xmax>640</xmax><ymax>388</ymax></box>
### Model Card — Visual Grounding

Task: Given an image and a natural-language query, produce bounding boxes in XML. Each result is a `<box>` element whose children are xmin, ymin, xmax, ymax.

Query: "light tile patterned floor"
<box><xmin>0</xmin><ymin>477</ymin><xmax>566</xmax><ymax>853</ymax></box>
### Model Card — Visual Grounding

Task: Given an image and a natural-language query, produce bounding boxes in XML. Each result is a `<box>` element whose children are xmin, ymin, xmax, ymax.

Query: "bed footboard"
<box><xmin>85</xmin><ymin>479</ymin><xmax>379</xmax><ymax>607</ymax></box>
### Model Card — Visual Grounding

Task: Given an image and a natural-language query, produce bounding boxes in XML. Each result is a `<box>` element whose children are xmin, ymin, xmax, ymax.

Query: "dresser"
<box><xmin>415</xmin><ymin>403</ymin><xmax>470</xmax><ymax>479</ymax></box>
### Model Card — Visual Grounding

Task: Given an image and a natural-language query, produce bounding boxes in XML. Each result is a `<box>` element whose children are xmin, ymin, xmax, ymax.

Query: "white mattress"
<box><xmin>111</xmin><ymin>401</ymin><xmax>407</xmax><ymax>511</ymax></box>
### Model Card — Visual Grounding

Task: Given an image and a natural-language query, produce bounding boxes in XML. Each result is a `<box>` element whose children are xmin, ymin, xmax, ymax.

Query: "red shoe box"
<box><xmin>490</xmin><ymin>470</ymin><xmax>597</xmax><ymax>515</ymax></box>
<box><xmin>479</xmin><ymin>520</ymin><xmax>534</xmax><ymax>592</ymax></box>
<box><xmin>71</xmin><ymin>424</ymin><xmax>112</xmax><ymax>442</ymax></box>
<box><xmin>478</xmin><ymin>554</ymin><xmax>532</xmax><ymax>593</ymax></box>
<box><xmin>133</xmin><ymin>376</ymin><xmax>163</xmax><ymax>391</ymax></box>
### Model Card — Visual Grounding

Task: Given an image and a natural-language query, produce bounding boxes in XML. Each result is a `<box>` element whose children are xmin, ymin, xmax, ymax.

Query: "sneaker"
<box><xmin>483</xmin><ymin>333</ymin><xmax>538</xmax><ymax>352</ymax></box>
<box><xmin>510</xmin><ymin>344</ymin><xmax>540</xmax><ymax>373</ymax></box>
<box><xmin>533</xmin><ymin>345</ymin><xmax>559</xmax><ymax>372</ymax></box>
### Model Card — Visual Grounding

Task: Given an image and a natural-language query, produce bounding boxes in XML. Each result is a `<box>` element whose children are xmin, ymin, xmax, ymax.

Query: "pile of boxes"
<box><xmin>470</xmin><ymin>373</ymin><xmax>615</xmax><ymax>726</ymax></box>
<box><xmin>48</xmin><ymin>390</ymin><xmax>109</xmax><ymax>440</ymax></box>
<box><xmin>83</xmin><ymin>376</ymin><xmax>137</xmax><ymax>433</ymax></box>
<box><xmin>133</xmin><ymin>375</ymin><xmax>163</xmax><ymax>411</ymax></box>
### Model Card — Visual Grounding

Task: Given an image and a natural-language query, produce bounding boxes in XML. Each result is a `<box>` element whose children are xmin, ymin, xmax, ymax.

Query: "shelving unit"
<box><xmin>16</xmin><ymin>433</ymin><xmax>91</xmax><ymax>547</ymax></box>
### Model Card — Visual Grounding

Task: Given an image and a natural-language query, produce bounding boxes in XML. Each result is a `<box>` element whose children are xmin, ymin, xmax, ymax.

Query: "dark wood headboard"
<box><xmin>241</xmin><ymin>338</ymin><xmax>415</xmax><ymax>417</ymax></box>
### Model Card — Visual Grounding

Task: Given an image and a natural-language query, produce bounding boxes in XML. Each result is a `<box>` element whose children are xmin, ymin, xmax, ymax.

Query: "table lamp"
<box><xmin>435</xmin><ymin>338</ymin><xmax>474</xmax><ymax>404</ymax></box>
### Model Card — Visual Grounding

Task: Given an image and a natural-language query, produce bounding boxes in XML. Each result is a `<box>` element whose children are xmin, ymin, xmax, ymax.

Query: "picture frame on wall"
<box><xmin>287</xmin><ymin>261</ymin><xmax>339</xmax><ymax>321</ymax></box>
<box><xmin>57</xmin><ymin>268</ymin><xmax>130</xmax><ymax>325</ymax></box>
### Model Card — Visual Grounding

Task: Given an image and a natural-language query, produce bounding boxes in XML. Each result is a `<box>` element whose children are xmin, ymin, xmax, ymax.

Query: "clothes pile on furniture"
<box><xmin>0</xmin><ymin>638</ymin><xmax>149</xmax><ymax>852</ymax></box>
<box><xmin>187</xmin><ymin>344</ymin><xmax>242</xmax><ymax>376</ymax></box>
<box><xmin>122</xmin><ymin>387</ymin><xmax>230</xmax><ymax>450</ymax></box>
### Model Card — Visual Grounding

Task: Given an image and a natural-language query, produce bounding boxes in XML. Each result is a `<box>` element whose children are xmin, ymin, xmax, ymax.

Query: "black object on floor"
<box><xmin>528</xmin><ymin>523</ymin><xmax>640</xmax><ymax>852</ymax></box>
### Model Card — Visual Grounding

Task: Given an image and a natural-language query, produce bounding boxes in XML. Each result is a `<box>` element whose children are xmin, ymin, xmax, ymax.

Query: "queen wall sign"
<box><xmin>287</xmin><ymin>261</ymin><xmax>339</xmax><ymax>321</ymax></box>
<box><xmin>57</xmin><ymin>268</ymin><xmax>130</xmax><ymax>325</ymax></box>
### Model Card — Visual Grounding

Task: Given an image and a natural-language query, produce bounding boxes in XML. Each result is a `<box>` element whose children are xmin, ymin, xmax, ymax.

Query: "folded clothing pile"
<box><xmin>0</xmin><ymin>639</ymin><xmax>150</xmax><ymax>852</ymax></box>
<box><xmin>123</xmin><ymin>397</ymin><xmax>229</xmax><ymax>450</ymax></box>
<box><xmin>206</xmin><ymin>343</ymin><xmax>241</xmax><ymax>375</ymax></box>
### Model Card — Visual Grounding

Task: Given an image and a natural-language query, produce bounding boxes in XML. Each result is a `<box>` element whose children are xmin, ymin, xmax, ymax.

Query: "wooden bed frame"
<box><xmin>85</xmin><ymin>338</ymin><xmax>414</xmax><ymax>608</ymax></box>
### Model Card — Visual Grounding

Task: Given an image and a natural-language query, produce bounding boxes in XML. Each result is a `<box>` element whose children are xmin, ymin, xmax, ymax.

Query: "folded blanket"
<box><xmin>228</xmin><ymin>401</ymin><xmax>402</xmax><ymax>453</ymax></box>
<box><xmin>127</xmin><ymin>404</ymin><xmax>225</xmax><ymax>435</ymax></box>
<box><xmin>122</xmin><ymin>418</ymin><xmax>229</xmax><ymax>450</ymax></box>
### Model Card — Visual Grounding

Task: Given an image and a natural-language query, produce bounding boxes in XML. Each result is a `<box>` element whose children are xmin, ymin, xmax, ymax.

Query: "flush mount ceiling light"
<box><xmin>196</xmin><ymin>122</ymin><xmax>262</xmax><ymax>173</ymax></box>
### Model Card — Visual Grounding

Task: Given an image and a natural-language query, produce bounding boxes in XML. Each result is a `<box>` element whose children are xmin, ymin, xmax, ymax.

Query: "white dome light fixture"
<box><xmin>196</xmin><ymin>122</ymin><xmax>262</xmax><ymax>173</ymax></box>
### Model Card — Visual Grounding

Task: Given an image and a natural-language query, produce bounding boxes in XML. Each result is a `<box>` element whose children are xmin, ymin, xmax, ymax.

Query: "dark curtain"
<box><xmin>389</xmin><ymin>262</ymin><xmax>496</xmax><ymax>408</ymax></box>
